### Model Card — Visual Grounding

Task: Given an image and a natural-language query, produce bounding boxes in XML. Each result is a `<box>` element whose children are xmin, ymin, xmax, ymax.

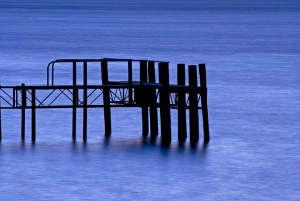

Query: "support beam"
<box><xmin>159</xmin><ymin>62</ymin><xmax>171</xmax><ymax>146</ymax></box>
<box><xmin>72</xmin><ymin>61</ymin><xmax>77</xmax><ymax>142</ymax></box>
<box><xmin>101</xmin><ymin>60</ymin><xmax>111</xmax><ymax>137</ymax></box>
<box><xmin>188</xmin><ymin>65</ymin><xmax>199</xmax><ymax>146</ymax></box>
<box><xmin>140</xmin><ymin>60</ymin><xmax>149</xmax><ymax>137</ymax></box>
<box><xmin>177</xmin><ymin>64</ymin><xmax>187</xmax><ymax>145</ymax></box>
<box><xmin>148</xmin><ymin>61</ymin><xmax>158</xmax><ymax>139</ymax></box>
<box><xmin>21</xmin><ymin>83</ymin><xmax>26</xmax><ymax>142</ymax></box>
<box><xmin>83</xmin><ymin>61</ymin><xmax>88</xmax><ymax>143</ymax></box>
<box><xmin>31</xmin><ymin>89</ymin><xmax>36</xmax><ymax>143</ymax></box>
<box><xmin>199</xmin><ymin>64</ymin><xmax>210</xmax><ymax>143</ymax></box>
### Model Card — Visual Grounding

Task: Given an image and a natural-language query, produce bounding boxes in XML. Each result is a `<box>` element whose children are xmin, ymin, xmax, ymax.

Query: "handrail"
<box><xmin>46</xmin><ymin>58</ymin><xmax>169</xmax><ymax>86</ymax></box>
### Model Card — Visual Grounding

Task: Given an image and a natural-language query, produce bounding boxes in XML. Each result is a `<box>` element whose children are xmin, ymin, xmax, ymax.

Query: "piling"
<box><xmin>199</xmin><ymin>64</ymin><xmax>210</xmax><ymax>143</ymax></box>
<box><xmin>140</xmin><ymin>60</ymin><xmax>149</xmax><ymax>137</ymax></box>
<box><xmin>83</xmin><ymin>61</ymin><xmax>88</xmax><ymax>143</ymax></box>
<box><xmin>72</xmin><ymin>61</ymin><xmax>77</xmax><ymax>142</ymax></box>
<box><xmin>148</xmin><ymin>61</ymin><xmax>158</xmax><ymax>139</ymax></box>
<box><xmin>101</xmin><ymin>60</ymin><xmax>111</xmax><ymax>136</ymax></box>
<box><xmin>159</xmin><ymin>62</ymin><xmax>171</xmax><ymax>146</ymax></box>
<box><xmin>21</xmin><ymin>83</ymin><xmax>26</xmax><ymax>141</ymax></box>
<box><xmin>177</xmin><ymin>64</ymin><xmax>187</xmax><ymax>144</ymax></box>
<box><xmin>188</xmin><ymin>65</ymin><xmax>199</xmax><ymax>146</ymax></box>
<box><xmin>31</xmin><ymin>89</ymin><xmax>36</xmax><ymax>143</ymax></box>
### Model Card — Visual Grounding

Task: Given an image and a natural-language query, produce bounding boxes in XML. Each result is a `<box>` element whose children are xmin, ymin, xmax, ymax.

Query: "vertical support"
<box><xmin>199</xmin><ymin>64</ymin><xmax>210</xmax><ymax>143</ymax></box>
<box><xmin>159</xmin><ymin>62</ymin><xmax>171</xmax><ymax>146</ymax></box>
<box><xmin>188</xmin><ymin>65</ymin><xmax>199</xmax><ymax>146</ymax></box>
<box><xmin>140</xmin><ymin>60</ymin><xmax>149</xmax><ymax>137</ymax></box>
<box><xmin>177</xmin><ymin>64</ymin><xmax>187</xmax><ymax>144</ymax></box>
<box><xmin>148</xmin><ymin>61</ymin><xmax>158</xmax><ymax>138</ymax></box>
<box><xmin>72</xmin><ymin>61</ymin><xmax>77</xmax><ymax>142</ymax></box>
<box><xmin>83</xmin><ymin>61</ymin><xmax>88</xmax><ymax>143</ymax></box>
<box><xmin>31</xmin><ymin>89</ymin><xmax>36</xmax><ymax>143</ymax></box>
<box><xmin>128</xmin><ymin>60</ymin><xmax>133</xmax><ymax>104</ymax></box>
<box><xmin>21</xmin><ymin>83</ymin><xmax>26</xmax><ymax>142</ymax></box>
<box><xmin>101</xmin><ymin>60</ymin><xmax>111</xmax><ymax>136</ymax></box>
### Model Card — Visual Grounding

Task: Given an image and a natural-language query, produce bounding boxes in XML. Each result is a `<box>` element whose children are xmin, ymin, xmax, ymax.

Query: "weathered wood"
<box><xmin>188</xmin><ymin>65</ymin><xmax>199</xmax><ymax>146</ymax></box>
<box><xmin>83</xmin><ymin>61</ymin><xmax>88</xmax><ymax>143</ymax></box>
<box><xmin>199</xmin><ymin>64</ymin><xmax>210</xmax><ymax>143</ymax></box>
<box><xmin>159</xmin><ymin>62</ymin><xmax>171</xmax><ymax>146</ymax></box>
<box><xmin>177</xmin><ymin>64</ymin><xmax>187</xmax><ymax>144</ymax></box>
<box><xmin>101</xmin><ymin>60</ymin><xmax>111</xmax><ymax>136</ymax></box>
<box><xmin>72</xmin><ymin>61</ymin><xmax>77</xmax><ymax>142</ymax></box>
<box><xmin>148</xmin><ymin>61</ymin><xmax>158</xmax><ymax>138</ymax></box>
<box><xmin>31</xmin><ymin>89</ymin><xmax>36</xmax><ymax>143</ymax></box>
<box><xmin>140</xmin><ymin>60</ymin><xmax>149</xmax><ymax>137</ymax></box>
<box><xmin>21</xmin><ymin>83</ymin><xmax>26</xmax><ymax>142</ymax></box>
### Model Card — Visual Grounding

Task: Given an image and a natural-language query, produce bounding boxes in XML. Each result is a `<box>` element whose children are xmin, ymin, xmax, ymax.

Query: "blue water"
<box><xmin>1</xmin><ymin>1</ymin><xmax>300</xmax><ymax>200</ymax></box>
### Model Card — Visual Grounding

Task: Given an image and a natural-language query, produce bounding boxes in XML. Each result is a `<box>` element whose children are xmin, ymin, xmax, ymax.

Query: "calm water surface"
<box><xmin>0</xmin><ymin>1</ymin><xmax>299</xmax><ymax>200</ymax></box>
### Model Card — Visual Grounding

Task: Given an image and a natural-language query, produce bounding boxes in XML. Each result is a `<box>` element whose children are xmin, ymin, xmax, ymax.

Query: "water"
<box><xmin>1</xmin><ymin>1</ymin><xmax>300</xmax><ymax>200</ymax></box>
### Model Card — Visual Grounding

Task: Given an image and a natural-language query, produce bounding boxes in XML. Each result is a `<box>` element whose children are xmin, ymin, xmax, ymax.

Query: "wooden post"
<box><xmin>140</xmin><ymin>60</ymin><xmax>149</xmax><ymax>137</ymax></box>
<box><xmin>188</xmin><ymin>65</ymin><xmax>199</xmax><ymax>146</ymax></box>
<box><xmin>199</xmin><ymin>64</ymin><xmax>210</xmax><ymax>143</ymax></box>
<box><xmin>21</xmin><ymin>83</ymin><xmax>26</xmax><ymax>142</ymax></box>
<box><xmin>72</xmin><ymin>61</ymin><xmax>77</xmax><ymax>142</ymax></box>
<box><xmin>83</xmin><ymin>61</ymin><xmax>88</xmax><ymax>143</ymax></box>
<box><xmin>148</xmin><ymin>61</ymin><xmax>158</xmax><ymax>139</ymax></box>
<box><xmin>177</xmin><ymin>64</ymin><xmax>187</xmax><ymax>144</ymax></box>
<box><xmin>128</xmin><ymin>60</ymin><xmax>133</xmax><ymax>104</ymax></box>
<box><xmin>101</xmin><ymin>60</ymin><xmax>111</xmax><ymax>136</ymax></box>
<box><xmin>159</xmin><ymin>62</ymin><xmax>171</xmax><ymax>146</ymax></box>
<box><xmin>31</xmin><ymin>89</ymin><xmax>36</xmax><ymax>143</ymax></box>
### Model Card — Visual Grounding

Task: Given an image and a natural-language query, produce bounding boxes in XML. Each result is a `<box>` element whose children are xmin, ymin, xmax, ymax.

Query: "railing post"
<box><xmin>31</xmin><ymin>89</ymin><xmax>36</xmax><ymax>143</ymax></box>
<box><xmin>101</xmin><ymin>60</ymin><xmax>111</xmax><ymax>137</ymax></box>
<box><xmin>128</xmin><ymin>60</ymin><xmax>133</xmax><ymax>104</ymax></box>
<box><xmin>177</xmin><ymin>64</ymin><xmax>187</xmax><ymax>145</ymax></box>
<box><xmin>148</xmin><ymin>61</ymin><xmax>158</xmax><ymax>139</ymax></box>
<box><xmin>83</xmin><ymin>61</ymin><xmax>88</xmax><ymax>143</ymax></box>
<box><xmin>72</xmin><ymin>61</ymin><xmax>77</xmax><ymax>142</ymax></box>
<box><xmin>140</xmin><ymin>60</ymin><xmax>149</xmax><ymax>137</ymax></box>
<box><xmin>159</xmin><ymin>62</ymin><xmax>171</xmax><ymax>146</ymax></box>
<box><xmin>199</xmin><ymin>64</ymin><xmax>210</xmax><ymax>143</ymax></box>
<box><xmin>188</xmin><ymin>65</ymin><xmax>199</xmax><ymax>146</ymax></box>
<box><xmin>21</xmin><ymin>83</ymin><xmax>26</xmax><ymax>142</ymax></box>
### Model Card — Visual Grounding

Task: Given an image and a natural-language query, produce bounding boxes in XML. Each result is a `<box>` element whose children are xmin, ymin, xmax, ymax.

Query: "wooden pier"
<box><xmin>0</xmin><ymin>58</ymin><xmax>210</xmax><ymax>146</ymax></box>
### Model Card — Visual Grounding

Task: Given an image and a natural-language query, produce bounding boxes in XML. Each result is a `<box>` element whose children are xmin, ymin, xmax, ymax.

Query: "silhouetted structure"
<box><xmin>0</xmin><ymin>58</ymin><xmax>210</xmax><ymax>146</ymax></box>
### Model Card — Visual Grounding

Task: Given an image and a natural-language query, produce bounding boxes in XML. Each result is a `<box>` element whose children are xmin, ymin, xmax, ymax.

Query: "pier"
<box><xmin>0</xmin><ymin>58</ymin><xmax>210</xmax><ymax>146</ymax></box>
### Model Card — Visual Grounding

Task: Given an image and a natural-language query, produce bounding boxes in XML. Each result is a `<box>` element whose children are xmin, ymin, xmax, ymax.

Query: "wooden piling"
<box><xmin>21</xmin><ymin>83</ymin><xmax>26</xmax><ymax>142</ymax></box>
<box><xmin>148</xmin><ymin>61</ymin><xmax>158</xmax><ymax>139</ymax></box>
<box><xmin>83</xmin><ymin>61</ymin><xmax>88</xmax><ymax>143</ymax></box>
<box><xmin>159</xmin><ymin>62</ymin><xmax>171</xmax><ymax>146</ymax></box>
<box><xmin>31</xmin><ymin>89</ymin><xmax>36</xmax><ymax>143</ymax></box>
<box><xmin>72</xmin><ymin>61</ymin><xmax>77</xmax><ymax>142</ymax></box>
<box><xmin>198</xmin><ymin>64</ymin><xmax>210</xmax><ymax>143</ymax></box>
<box><xmin>188</xmin><ymin>65</ymin><xmax>199</xmax><ymax>146</ymax></box>
<box><xmin>177</xmin><ymin>64</ymin><xmax>187</xmax><ymax>144</ymax></box>
<box><xmin>101</xmin><ymin>60</ymin><xmax>111</xmax><ymax>136</ymax></box>
<box><xmin>140</xmin><ymin>60</ymin><xmax>149</xmax><ymax>137</ymax></box>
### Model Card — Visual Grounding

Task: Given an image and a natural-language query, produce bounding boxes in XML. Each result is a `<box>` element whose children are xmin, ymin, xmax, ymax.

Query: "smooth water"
<box><xmin>0</xmin><ymin>1</ymin><xmax>300</xmax><ymax>200</ymax></box>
